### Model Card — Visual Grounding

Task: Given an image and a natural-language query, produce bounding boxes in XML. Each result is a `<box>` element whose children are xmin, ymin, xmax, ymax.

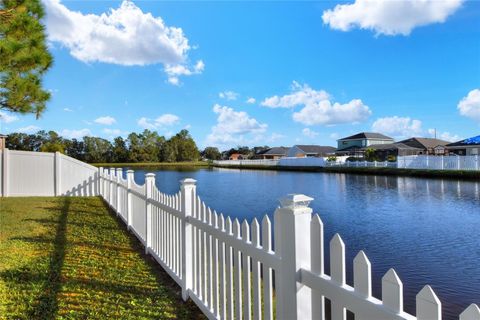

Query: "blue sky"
<box><xmin>1</xmin><ymin>0</ymin><xmax>479</xmax><ymax>149</ymax></box>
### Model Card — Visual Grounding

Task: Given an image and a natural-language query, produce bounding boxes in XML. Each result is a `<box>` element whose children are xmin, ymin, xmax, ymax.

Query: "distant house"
<box><xmin>398</xmin><ymin>137</ymin><xmax>450</xmax><ymax>155</ymax></box>
<box><xmin>433</xmin><ymin>145</ymin><xmax>447</xmax><ymax>155</ymax></box>
<box><xmin>287</xmin><ymin>145</ymin><xmax>336</xmax><ymax>158</ymax></box>
<box><xmin>363</xmin><ymin>143</ymin><xmax>423</xmax><ymax>161</ymax></box>
<box><xmin>446</xmin><ymin>135</ymin><xmax>480</xmax><ymax>156</ymax></box>
<box><xmin>336</xmin><ymin>132</ymin><xmax>394</xmax><ymax>156</ymax></box>
<box><xmin>255</xmin><ymin>147</ymin><xmax>289</xmax><ymax>160</ymax></box>
<box><xmin>229</xmin><ymin>153</ymin><xmax>247</xmax><ymax>160</ymax></box>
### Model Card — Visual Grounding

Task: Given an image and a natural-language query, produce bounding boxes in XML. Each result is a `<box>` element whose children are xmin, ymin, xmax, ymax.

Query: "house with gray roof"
<box><xmin>398</xmin><ymin>137</ymin><xmax>450</xmax><ymax>155</ymax></box>
<box><xmin>255</xmin><ymin>147</ymin><xmax>289</xmax><ymax>159</ymax></box>
<box><xmin>336</xmin><ymin>132</ymin><xmax>394</xmax><ymax>156</ymax></box>
<box><xmin>287</xmin><ymin>145</ymin><xmax>336</xmax><ymax>158</ymax></box>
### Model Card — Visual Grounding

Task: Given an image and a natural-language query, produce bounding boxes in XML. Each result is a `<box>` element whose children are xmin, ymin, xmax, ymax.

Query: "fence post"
<box><xmin>109</xmin><ymin>168</ymin><xmax>114</xmax><ymax>206</ymax></box>
<box><xmin>54</xmin><ymin>152</ymin><xmax>61</xmax><ymax>196</ymax></box>
<box><xmin>457</xmin><ymin>156</ymin><xmax>461</xmax><ymax>170</ymax></box>
<box><xmin>126</xmin><ymin>170</ymin><xmax>134</xmax><ymax>230</ymax></box>
<box><xmin>116</xmin><ymin>168</ymin><xmax>122</xmax><ymax>215</ymax></box>
<box><xmin>441</xmin><ymin>156</ymin><xmax>444</xmax><ymax>170</ymax></box>
<box><xmin>274</xmin><ymin>194</ymin><xmax>313</xmax><ymax>320</ymax></box>
<box><xmin>476</xmin><ymin>155</ymin><xmax>479</xmax><ymax>171</ymax></box>
<box><xmin>145</xmin><ymin>173</ymin><xmax>155</xmax><ymax>255</ymax></box>
<box><xmin>180</xmin><ymin>178</ymin><xmax>196</xmax><ymax>301</ymax></box>
<box><xmin>98</xmin><ymin>167</ymin><xmax>104</xmax><ymax>198</ymax></box>
<box><xmin>2</xmin><ymin>148</ymin><xmax>8</xmax><ymax>197</ymax></box>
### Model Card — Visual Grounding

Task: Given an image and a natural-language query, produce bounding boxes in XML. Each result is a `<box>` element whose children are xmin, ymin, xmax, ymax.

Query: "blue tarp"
<box><xmin>463</xmin><ymin>135</ymin><xmax>480</xmax><ymax>145</ymax></box>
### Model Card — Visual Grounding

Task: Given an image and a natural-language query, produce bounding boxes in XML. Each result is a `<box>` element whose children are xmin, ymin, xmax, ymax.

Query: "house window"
<box><xmin>342</xmin><ymin>141</ymin><xmax>348</xmax><ymax>145</ymax></box>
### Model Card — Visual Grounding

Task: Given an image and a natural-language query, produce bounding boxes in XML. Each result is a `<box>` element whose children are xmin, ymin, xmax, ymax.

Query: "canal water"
<box><xmin>125</xmin><ymin>166</ymin><xmax>479</xmax><ymax>319</ymax></box>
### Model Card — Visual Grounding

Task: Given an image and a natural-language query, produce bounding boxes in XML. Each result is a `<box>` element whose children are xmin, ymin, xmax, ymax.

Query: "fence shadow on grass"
<box><xmin>100</xmin><ymin>200</ymin><xmax>206</xmax><ymax>319</ymax></box>
<box><xmin>28</xmin><ymin>197</ymin><xmax>70</xmax><ymax>320</ymax></box>
<box><xmin>0</xmin><ymin>198</ymin><xmax>71</xmax><ymax>319</ymax></box>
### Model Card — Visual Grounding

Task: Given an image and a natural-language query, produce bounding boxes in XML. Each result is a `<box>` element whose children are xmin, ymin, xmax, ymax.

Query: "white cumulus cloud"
<box><xmin>427</xmin><ymin>129</ymin><xmax>461</xmax><ymax>142</ymax></box>
<box><xmin>94</xmin><ymin>116</ymin><xmax>116</xmax><ymax>125</ymax></box>
<box><xmin>137</xmin><ymin>113</ymin><xmax>180</xmax><ymax>130</ymax></box>
<box><xmin>61</xmin><ymin>128</ymin><xmax>92</xmax><ymax>139</ymax></box>
<box><xmin>293</xmin><ymin>99</ymin><xmax>371</xmax><ymax>126</ymax></box>
<box><xmin>458</xmin><ymin>88</ymin><xmax>480</xmax><ymax>122</ymax></box>
<box><xmin>43</xmin><ymin>0</ymin><xmax>202</xmax><ymax>84</ymax></box>
<box><xmin>261</xmin><ymin>82</ymin><xmax>329</xmax><ymax>109</ymax></box>
<box><xmin>0</xmin><ymin>111</ymin><xmax>19</xmax><ymax>124</ymax></box>
<box><xmin>322</xmin><ymin>0</ymin><xmax>463</xmax><ymax>36</ymax></box>
<box><xmin>16</xmin><ymin>125</ymin><xmax>41</xmax><ymax>134</ymax></box>
<box><xmin>246</xmin><ymin>97</ymin><xmax>256</xmax><ymax>104</ymax></box>
<box><xmin>262</xmin><ymin>82</ymin><xmax>371</xmax><ymax>126</ymax></box>
<box><xmin>165</xmin><ymin>60</ymin><xmax>204</xmax><ymax>85</ymax></box>
<box><xmin>302</xmin><ymin>128</ymin><xmax>319</xmax><ymax>138</ymax></box>
<box><xmin>206</xmin><ymin>104</ymin><xmax>268</xmax><ymax>147</ymax></box>
<box><xmin>219</xmin><ymin>91</ymin><xmax>239</xmax><ymax>101</ymax></box>
<box><xmin>372</xmin><ymin>116</ymin><xmax>423</xmax><ymax>139</ymax></box>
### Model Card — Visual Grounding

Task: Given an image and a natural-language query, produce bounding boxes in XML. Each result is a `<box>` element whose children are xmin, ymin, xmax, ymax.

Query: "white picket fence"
<box><xmin>99</xmin><ymin>167</ymin><xmax>479</xmax><ymax>320</ymax></box>
<box><xmin>326</xmin><ymin>155</ymin><xmax>480</xmax><ymax>171</ymax></box>
<box><xmin>397</xmin><ymin>155</ymin><xmax>480</xmax><ymax>170</ymax></box>
<box><xmin>215</xmin><ymin>155</ymin><xmax>480</xmax><ymax>171</ymax></box>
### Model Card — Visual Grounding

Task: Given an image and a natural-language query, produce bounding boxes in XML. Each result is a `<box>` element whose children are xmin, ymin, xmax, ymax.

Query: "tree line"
<box><xmin>6</xmin><ymin>129</ymin><xmax>202</xmax><ymax>163</ymax></box>
<box><xmin>5</xmin><ymin>129</ymin><xmax>275</xmax><ymax>163</ymax></box>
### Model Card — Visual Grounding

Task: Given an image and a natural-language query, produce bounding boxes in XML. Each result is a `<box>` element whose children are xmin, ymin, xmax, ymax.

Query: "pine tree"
<box><xmin>0</xmin><ymin>0</ymin><xmax>52</xmax><ymax>118</ymax></box>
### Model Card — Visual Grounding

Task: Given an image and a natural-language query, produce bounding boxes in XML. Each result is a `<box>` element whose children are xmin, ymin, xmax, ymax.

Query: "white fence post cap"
<box><xmin>145</xmin><ymin>173</ymin><xmax>155</xmax><ymax>179</ymax></box>
<box><xmin>180</xmin><ymin>178</ymin><xmax>197</xmax><ymax>185</ymax></box>
<box><xmin>126</xmin><ymin>169</ymin><xmax>134</xmax><ymax>174</ymax></box>
<box><xmin>279</xmin><ymin>194</ymin><xmax>313</xmax><ymax>209</ymax></box>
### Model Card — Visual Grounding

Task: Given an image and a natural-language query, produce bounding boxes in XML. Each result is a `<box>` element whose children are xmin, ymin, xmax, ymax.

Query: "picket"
<box><xmin>99</xmin><ymin>168</ymin><xmax>479</xmax><ymax>320</ymax></box>
<box><xmin>214</xmin><ymin>155</ymin><xmax>480</xmax><ymax>171</ymax></box>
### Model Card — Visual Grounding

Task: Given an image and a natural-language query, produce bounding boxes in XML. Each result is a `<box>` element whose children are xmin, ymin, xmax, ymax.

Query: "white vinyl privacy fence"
<box><xmin>0</xmin><ymin>149</ymin><xmax>98</xmax><ymax>197</ymax></box>
<box><xmin>99</xmin><ymin>167</ymin><xmax>479</xmax><ymax>320</ymax></box>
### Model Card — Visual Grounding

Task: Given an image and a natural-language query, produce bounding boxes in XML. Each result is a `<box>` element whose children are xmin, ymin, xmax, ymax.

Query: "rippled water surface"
<box><xmin>125</xmin><ymin>166</ymin><xmax>480</xmax><ymax>319</ymax></box>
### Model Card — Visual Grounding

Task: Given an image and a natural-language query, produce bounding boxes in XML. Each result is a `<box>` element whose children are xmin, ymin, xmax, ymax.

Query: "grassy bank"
<box><xmin>91</xmin><ymin>161</ymin><xmax>210</xmax><ymax>168</ymax></box>
<box><xmin>213</xmin><ymin>164</ymin><xmax>480</xmax><ymax>180</ymax></box>
<box><xmin>0</xmin><ymin>197</ymin><xmax>204</xmax><ymax>319</ymax></box>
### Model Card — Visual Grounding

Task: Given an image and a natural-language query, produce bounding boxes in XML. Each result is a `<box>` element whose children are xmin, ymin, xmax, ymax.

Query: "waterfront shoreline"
<box><xmin>92</xmin><ymin>161</ymin><xmax>480</xmax><ymax>180</ymax></box>
<box><xmin>90</xmin><ymin>161</ymin><xmax>210</xmax><ymax>168</ymax></box>
<box><xmin>213</xmin><ymin>164</ymin><xmax>480</xmax><ymax>180</ymax></box>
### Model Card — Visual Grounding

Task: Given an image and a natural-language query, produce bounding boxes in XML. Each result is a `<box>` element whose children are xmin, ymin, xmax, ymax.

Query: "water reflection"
<box><xmin>119</xmin><ymin>166</ymin><xmax>479</xmax><ymax>319</ymax></box>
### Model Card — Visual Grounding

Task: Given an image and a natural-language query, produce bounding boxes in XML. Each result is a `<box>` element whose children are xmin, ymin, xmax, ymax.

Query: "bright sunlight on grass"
<box><xmin>0</xmin><ymin>197</ymin><xmax>205</xmax><ymax>319</ymax></box>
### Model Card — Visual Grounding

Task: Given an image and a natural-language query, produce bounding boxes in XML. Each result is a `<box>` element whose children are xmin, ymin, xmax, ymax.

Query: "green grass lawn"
<box><xmin>0</xmin><ymin>197</ymin><xmax>205</xmax><ymax>320</ymax></box>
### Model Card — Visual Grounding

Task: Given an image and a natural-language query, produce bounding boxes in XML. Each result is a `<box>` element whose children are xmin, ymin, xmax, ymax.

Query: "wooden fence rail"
<box><xmin>99</xmin><ymin>167</ymin><xmax>480</xmax><ymax>320</ymax></box>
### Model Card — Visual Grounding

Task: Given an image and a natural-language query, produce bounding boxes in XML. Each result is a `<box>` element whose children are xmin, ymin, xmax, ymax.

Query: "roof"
<box><xmin>338</xmin><ymin>132</ymin><xmax>394</xmax><ymax>141</ymax></box>
<box><xmin>364</xmin><ymin>143</ymin><xmax>423</xmax><ymax>151</ymax></box>
<box><xmin>258</xmin><ymin>147</ymin><xmax>289</xmax><ymax>156</ymax></box>
<box><xmin>399</xmin><ymin>137</ymin><xmax>450</xmax><ymax>149</ymax></box>
<box><xmin>447</xmin><ymin>135</ymin><xmax>480</xmax><ymax>147</ymax></box>
<box><xmin>294</xmin><ymin>145</ymin><xmax>336</xmax><ymax>154</ymax></box>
